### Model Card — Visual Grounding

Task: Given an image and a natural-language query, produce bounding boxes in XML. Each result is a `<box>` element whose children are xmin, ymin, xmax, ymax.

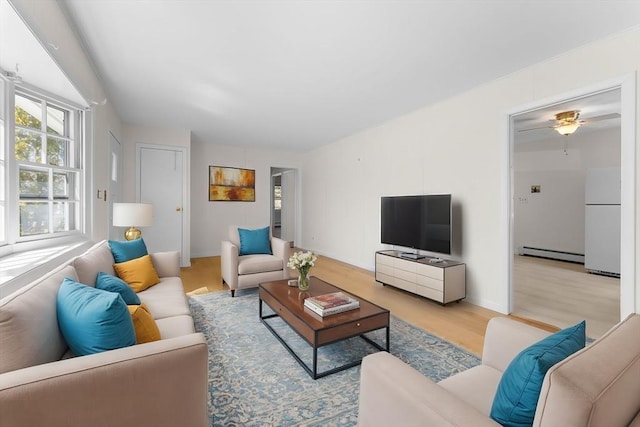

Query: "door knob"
<box><xmin>176</xmin><ymin>207</ymin><xmax>182</xmax><ymax>212</ymax></box>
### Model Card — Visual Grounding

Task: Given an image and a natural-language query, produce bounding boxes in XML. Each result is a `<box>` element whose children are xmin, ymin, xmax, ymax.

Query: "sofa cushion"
<box><xmin>109</xmin><ymin>238</ymin><xmax>148</xmax><ymax>263</ymax></box>
<box><xmin>534</xmin><ymin>314</ymin><xmax>640</xmax><ymax>427</ymax></box>
<box><xmin>73</xmin><ymin>240</ymin><xmax>115</xmax><ymax>286</ymax></box>
<box><xmin>96</xmin><ymin>271</ymin><xmax>141</xmax><ymax>305</ymax></box>
<box><xmin>439</xmin><ymin>364</ymin><xmax>503</xmax><ymax>416</ymax></box>
<box><xmin>238</xmin><ymin>226</ymin><xmax>272</xmax><ymax>256</ymax></box>
<box><xmin>113</xmin><ymin>254</ymin><xmax>160</xmax><ymax>292</ymax></box>
<box><xmin>490</xmin><ymin>320</ymin><xmax>585</xmax><ymax>427</ymax></box>
<box><xmin>155</xmin><ymin>314</ymin><xmax>196</xmax><ymax>339</ymax></box>
<box><xmin>0</xmin><ymin>265</ymin><xmax>78</xmax><ymax>374</ymax></box>
<box><xmin>128</xmin><ymin>303</ymin><xmax>161</xmax><ymax>344</ymax></box>
<box><xmin>238</xmin><ymin>254</ymin><xmax>283</xmax><ymax>275</ymax></box>
<box><xmin>137</xmin><ymin>277</ymin><xmax>191</xmax><ymax>320</ymax></box>
<box><xmin>57</xmin><ymin>278</ymin><xmax>136</xmax><ymax>356</ymax></box>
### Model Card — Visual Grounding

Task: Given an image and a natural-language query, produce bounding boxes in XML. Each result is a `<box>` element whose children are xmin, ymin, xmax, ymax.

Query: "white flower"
<box><xmin>287</xmin><ymin>251</ymin><xmax>317</xmax><ymax>273</ymax></box>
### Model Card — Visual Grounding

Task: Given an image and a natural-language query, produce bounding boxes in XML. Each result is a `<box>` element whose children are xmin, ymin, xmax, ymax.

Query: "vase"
<box><xmin>298</xmin><ymin>272</ymin><xmax>310</xmax><ymax>291</ymax></box>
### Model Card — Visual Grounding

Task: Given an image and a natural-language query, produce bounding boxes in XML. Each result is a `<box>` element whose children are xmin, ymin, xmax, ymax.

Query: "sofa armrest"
<box><xmin>481</xmin><ymin>317</ymin><xmax>552</xmax><ymax>372</ymax></box>
<box><xmin>221</xmin><ymin>240</ymin><xmax>239</xmax><ymax>289</ymax></box>
<box><xmin>358</xmin><ymin>352</ymin><xmax>500</xmax><ymax>427</ymax></box>
<box><xmin>0</xmin><ymin>334</ymin><xmax>209</xmax><ymax>427</ymax></box>
<box><xmin>150</xmin><ymin>251</ymin><xmax>180</xmax><ymax>277</ymax></box>
<box><xmin>271</xmin><ymin>236</ymin><xmax>291</xmax><ymax>264</ymax></box>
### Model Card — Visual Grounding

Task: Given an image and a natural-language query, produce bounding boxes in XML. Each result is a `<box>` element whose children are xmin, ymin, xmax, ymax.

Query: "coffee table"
<box><xmin>259</xmin><ymin>277</ymin><xmax>390</xmax><ymax>379</ymax></box>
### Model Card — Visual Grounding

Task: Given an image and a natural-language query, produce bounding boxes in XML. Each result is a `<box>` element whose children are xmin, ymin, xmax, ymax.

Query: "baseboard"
<box><xmin>519</xmin><ymin>246</ymin><xmax>584</xmax><ymax>264</ymax></box>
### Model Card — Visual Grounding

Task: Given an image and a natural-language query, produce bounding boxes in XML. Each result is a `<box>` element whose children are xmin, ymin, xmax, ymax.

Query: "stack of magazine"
<box><xmin>304</xmin><ymin>291</ymin><xmax>360</xmax><ymax>317</ymax></box>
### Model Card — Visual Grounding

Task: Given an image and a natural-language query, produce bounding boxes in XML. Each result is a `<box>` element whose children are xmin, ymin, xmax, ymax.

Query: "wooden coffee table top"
<box><xmin>259</xmin><ymin>276</ymin><xmax>390</xmax><ymax>379</ymax></box>
<box><xmin>259</xmin><ymin>276</ymin><xmax>389</xmax><ymax>332</ymax></box>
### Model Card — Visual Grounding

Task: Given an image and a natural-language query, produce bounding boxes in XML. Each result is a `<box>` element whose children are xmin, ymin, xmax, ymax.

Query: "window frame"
<box><xmin>1</xmin><ymin>78</ymin><xmax>88</xmax><ymax>252</ymax></box>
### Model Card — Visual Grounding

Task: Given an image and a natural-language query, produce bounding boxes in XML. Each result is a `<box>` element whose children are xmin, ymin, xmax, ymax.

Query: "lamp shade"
<box><xmin>113</xmin><ymin>203</ymin><xmax>153</xmax><ymax>227</ymax></box>
<box><xmin>554</xmin><ymin>123</ymin><xmax>580</xmax><ymax>136</ymax></box>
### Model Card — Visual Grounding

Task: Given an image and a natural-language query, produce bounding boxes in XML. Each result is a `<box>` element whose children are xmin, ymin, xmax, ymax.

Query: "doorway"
<box><xmin>270</xmin><ymin>167</ymin><xmax>297</xmax><ymax>244</ymax></box>
<box><xmin>137</xmin><ymin>144</ymin><xmax>188</xmax><ymax>266</ymax></box>
<box><xmin>505</xmin><ymin>76</ymin><xmax>636</xmax><ymax>335</ymax></box>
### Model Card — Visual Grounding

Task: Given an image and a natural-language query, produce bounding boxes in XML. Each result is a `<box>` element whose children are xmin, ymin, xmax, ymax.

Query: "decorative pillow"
<box><xmin>113</xmin><ymin>254</ymin><xmax>160</xmax><ymax>292</ymax></box>
<box><xmin>238</xmin><ymin>226</ymin><xmax>272</xmax><ymax>256</ymax></box>
<box><xmin>490</xmin><ymin>320</ymin><xmax>586</xmax><ymax>427</ymax></box>
<box><xmin>109</xmin><ymin>238</ymin><xmax>148</xmax><ymax>263</ymax></box>
<box><xmin>96</xmin><ymin>271</ymin><xmax>141</xmax><ymax>305</ymax></box>
<box><xmin>128</xmin><ymin>303</ymin><xmax>161</xmax><ymax>344</ymax></box>
<box><xmin>56</xmin><ymin>277</ymin><xmax>136</xmax><ymax>356</ymax></box>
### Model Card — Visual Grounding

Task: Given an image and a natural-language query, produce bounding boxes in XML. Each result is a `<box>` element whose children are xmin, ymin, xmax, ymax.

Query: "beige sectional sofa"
<box><xmin>0</xmin><ymin>240</ymin><xmax>209</xmax><ymax>427</ymax></box>
<box><xmin>359</xmin><ymin>314</ymin><xmax>640</xmax><ymax>427</ymax></box>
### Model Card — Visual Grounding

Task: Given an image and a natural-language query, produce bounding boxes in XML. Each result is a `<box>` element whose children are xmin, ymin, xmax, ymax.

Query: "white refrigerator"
<box><xmin>584</xmin><ymin>167</ymin><xmax>621</xmax><ymax>276</ymax></box>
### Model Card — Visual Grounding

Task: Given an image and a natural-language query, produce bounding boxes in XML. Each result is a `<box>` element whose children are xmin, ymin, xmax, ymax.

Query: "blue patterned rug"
<box><xmin>189</xmin><ymin>288</ymin><xmax>480</xmax><ymax>426</ymax></box>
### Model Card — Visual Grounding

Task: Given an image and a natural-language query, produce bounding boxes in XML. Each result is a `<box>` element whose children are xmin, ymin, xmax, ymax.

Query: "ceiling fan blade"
<box><xmin>583</xmin><ymin>112</ymin><xmax>621</xmax><ymax>123</ymax></box>
<box><xmin>517</xmin><ymin>125</ymin><xmax>553</xmax><ymax>132</ymax></box>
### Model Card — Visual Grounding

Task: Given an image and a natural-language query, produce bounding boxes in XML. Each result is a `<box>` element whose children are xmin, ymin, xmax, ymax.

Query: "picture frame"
<box><xmin>209</xmin><ymin>166</ymin><xmax>256</xmax><ymax>202</ymax></box>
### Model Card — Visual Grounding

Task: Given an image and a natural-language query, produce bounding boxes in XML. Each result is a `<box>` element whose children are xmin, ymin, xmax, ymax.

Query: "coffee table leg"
<box><xmin>386</xmin><ymin>326</ymin><xmax>390</xmax><ymax>352</ymax></box>
<box><xmin>313</xmin><ymin>347</ymin><xmax>318</xmax><ymax>379</ymax></box>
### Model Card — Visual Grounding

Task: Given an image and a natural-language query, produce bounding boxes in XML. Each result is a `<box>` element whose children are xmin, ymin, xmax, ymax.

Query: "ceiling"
<box><xmin>6</xmin><ymin>1</ymin><xmax>640</xmax><ymax>152</ymax></box>
<box><xmin>0</xmin><ymin>0</ymin><xmax>84</xmax><ymax>105</ymax></box>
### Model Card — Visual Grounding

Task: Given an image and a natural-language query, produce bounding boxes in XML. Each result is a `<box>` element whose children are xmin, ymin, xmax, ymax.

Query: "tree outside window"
<box><xmin>14</xmin><ymin>93</ymin><xmax>79</xmax><ymax>237</ymax></box>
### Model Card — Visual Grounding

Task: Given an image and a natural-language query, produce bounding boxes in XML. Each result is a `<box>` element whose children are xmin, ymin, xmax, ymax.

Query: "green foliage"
<box><xmin>15</xmin><ymin>106</ymin><xmax>66</xmax><ymax>166</ymax></box>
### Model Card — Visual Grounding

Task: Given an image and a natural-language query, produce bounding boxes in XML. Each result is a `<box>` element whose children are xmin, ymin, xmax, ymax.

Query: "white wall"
<box><xmin>91</xmin><ymin>102</ymin><xmax>123</xmax><ymax>241</ymax></box>
<box><xmin>300</xmin><ymin>28</ymin><xmax>640</xmax><ymax>313</ymax></box>
<box><xmin>514</xmin><ymin>127</ymin><xmax>621</xmax><ymax>255</ymax></box>
<box><xmin>189</xmin><ymin>141</ymin><xmax>301</xmax><ymax>258</ymax></box>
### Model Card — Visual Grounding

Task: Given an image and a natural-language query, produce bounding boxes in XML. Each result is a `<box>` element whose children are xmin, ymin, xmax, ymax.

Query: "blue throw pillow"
<box><xmin>56</xmin><ymin>277</ymin><xmax>136</xmax><ymax>356</ymax></box>
<box><xmin>238</xmin><ymin>226</ymin><xmax>272</xmax><ymax>256</ymax></box>
<box><xmin>96</xmin><ymin>271</ymin><xmax>141</xmax><ymax>305</ymax></box>
<box><xmin>109</xmin><ymin>238</ymin><xmax>148</xmax><ymax>263</ymax></box>
<box><xmin>490</xmin><ymin>320</ymin><xmax>586</xmax><ymax>427</ymax></box>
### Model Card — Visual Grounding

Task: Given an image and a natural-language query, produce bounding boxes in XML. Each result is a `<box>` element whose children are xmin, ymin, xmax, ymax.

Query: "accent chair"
<box><xmin>221</xmin><ymin>226</ymin><xmax>292</xmax><ymax>296</ymax></box>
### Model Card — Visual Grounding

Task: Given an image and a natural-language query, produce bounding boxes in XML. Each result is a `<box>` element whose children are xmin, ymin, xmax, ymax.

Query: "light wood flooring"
<box><xmin>513</xmin><ymin>255</ymin><xmax>620</xmax><ymax>339</ymax></box>
<box><xmin>181</xmin><ymin>253</ymin><xmax>560</xmax><ymax>356</ymax></box>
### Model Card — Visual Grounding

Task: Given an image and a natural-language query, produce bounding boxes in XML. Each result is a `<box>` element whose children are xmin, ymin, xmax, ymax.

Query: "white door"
<box><xmin>138</xmin><ymin>146</ymin><xmax>184</xmax><ymax>262</ymax></box>
<box><xmin>108</xmin><ymin>132</ymin><xmax>122</xmax><ymax>240</ymax></box>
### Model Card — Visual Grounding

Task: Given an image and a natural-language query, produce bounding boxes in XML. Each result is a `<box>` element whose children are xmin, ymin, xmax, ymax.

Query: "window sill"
<box><xmin>0</xmin><ymin>237</ymin><xmax>94</xmax><ymax>299</ymax></box>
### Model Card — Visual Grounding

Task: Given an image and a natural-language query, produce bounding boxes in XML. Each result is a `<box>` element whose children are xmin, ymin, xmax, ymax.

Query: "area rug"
<box><xmin>189</xmin><ymin>289</ymin><xmax>480</xmax><ymax>426</ymax></box>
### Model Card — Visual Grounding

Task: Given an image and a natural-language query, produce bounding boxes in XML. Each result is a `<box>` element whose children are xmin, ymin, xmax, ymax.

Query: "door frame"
<box><xmin>135</xmin><ymin>143</ymin><xmax>190</xmax><ymax>266</ymax></box>
<box><xmin>502</xmin><ymin>73</ymin><xmax>637</xmax><ymax>319</ymax></box>
<box><xmin>270</xmin><ymin>166</ymin><xmax>299</xmax><ymax>245</ymax></box>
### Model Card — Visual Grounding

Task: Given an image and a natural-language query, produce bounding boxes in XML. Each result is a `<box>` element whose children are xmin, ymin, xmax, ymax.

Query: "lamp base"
<box><xmin>124</xmin><ymin>227</ymin><xmax>142</xmax><ymax>241</ymax></box>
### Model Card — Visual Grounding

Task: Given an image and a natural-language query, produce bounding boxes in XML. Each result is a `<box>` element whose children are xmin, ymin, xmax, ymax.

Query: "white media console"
<box><xmin>375</xmin><ymin>250</ymin><xmax>466</xmax><ymax>305</ymax></box>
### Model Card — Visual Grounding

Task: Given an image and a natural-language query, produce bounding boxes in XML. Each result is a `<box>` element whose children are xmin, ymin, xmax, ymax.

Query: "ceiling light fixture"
<box><xmin>553</xmin><ymin>110</ymin><xmax>581</xmax><ymax>136</ymax></box>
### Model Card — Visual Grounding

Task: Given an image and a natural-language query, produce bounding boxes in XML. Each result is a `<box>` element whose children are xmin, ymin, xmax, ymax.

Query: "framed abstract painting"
<box><xmin>209</xmin><ymin>166</ymin><xmax>256</xmax><ymax>202</ymax></box>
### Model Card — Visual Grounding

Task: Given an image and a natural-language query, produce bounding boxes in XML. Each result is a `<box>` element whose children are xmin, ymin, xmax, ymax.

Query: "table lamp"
<box><xmin>113</xmin><ymin>203</ymin><xmax>153</xmax><ymax>240</ymax></box>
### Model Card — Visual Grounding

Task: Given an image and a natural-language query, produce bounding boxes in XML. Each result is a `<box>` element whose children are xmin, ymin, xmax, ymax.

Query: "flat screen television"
<box><xmin>381</xmin><ymin>194</ymin><xmax>452</xmax><ymax>256</ymax></box>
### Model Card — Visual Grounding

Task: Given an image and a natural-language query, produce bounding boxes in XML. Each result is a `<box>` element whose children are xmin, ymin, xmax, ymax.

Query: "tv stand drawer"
<box><xmin>375</xmin><ymin>250</ymin><xmax>465</xmax><ymax>305</ymax></box>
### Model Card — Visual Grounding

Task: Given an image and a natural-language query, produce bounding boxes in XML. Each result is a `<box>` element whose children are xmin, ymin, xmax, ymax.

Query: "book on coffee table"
<box><xmin>304</xmin><ymin>291</ymin><xmax>360</xmax><ymax>316</ymax></box>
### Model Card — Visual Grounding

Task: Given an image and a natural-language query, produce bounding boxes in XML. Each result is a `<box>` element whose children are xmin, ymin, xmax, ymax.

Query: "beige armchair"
<box><xmin>221</xmin><ymin>226</ymin><xmax>292</xmax><ymax>296</ymax></box>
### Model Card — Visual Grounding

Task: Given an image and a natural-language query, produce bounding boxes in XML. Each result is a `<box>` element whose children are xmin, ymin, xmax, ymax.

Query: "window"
<box><xmin>4</xmin><ymin>87</ymin><xmax>84</xmax><ymax>243</ymax></box>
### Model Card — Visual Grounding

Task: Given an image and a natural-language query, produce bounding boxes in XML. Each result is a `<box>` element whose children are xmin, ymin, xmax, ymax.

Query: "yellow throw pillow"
<box><xmin>127</xmin><ymin>303</ymin><xmax>161</xmax><ymax>344</ymax></box>
<box><xmin>113</xmin><ymin>254</ymin><xmax>160</xmax><ymax>292</ymax></box>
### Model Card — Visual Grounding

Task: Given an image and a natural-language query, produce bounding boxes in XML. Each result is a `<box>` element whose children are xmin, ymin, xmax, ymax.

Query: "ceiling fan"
<box><xmin>518</xmin><ymin>110</ymin><xmax>621</xmax><ymax>136</ymax></box>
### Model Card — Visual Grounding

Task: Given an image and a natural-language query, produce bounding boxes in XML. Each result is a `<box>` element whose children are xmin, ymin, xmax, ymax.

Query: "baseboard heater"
<box><xmin>519</xmin><ymin>246</ymin><xmax>585</xmax><ymax>264</ymax></box>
